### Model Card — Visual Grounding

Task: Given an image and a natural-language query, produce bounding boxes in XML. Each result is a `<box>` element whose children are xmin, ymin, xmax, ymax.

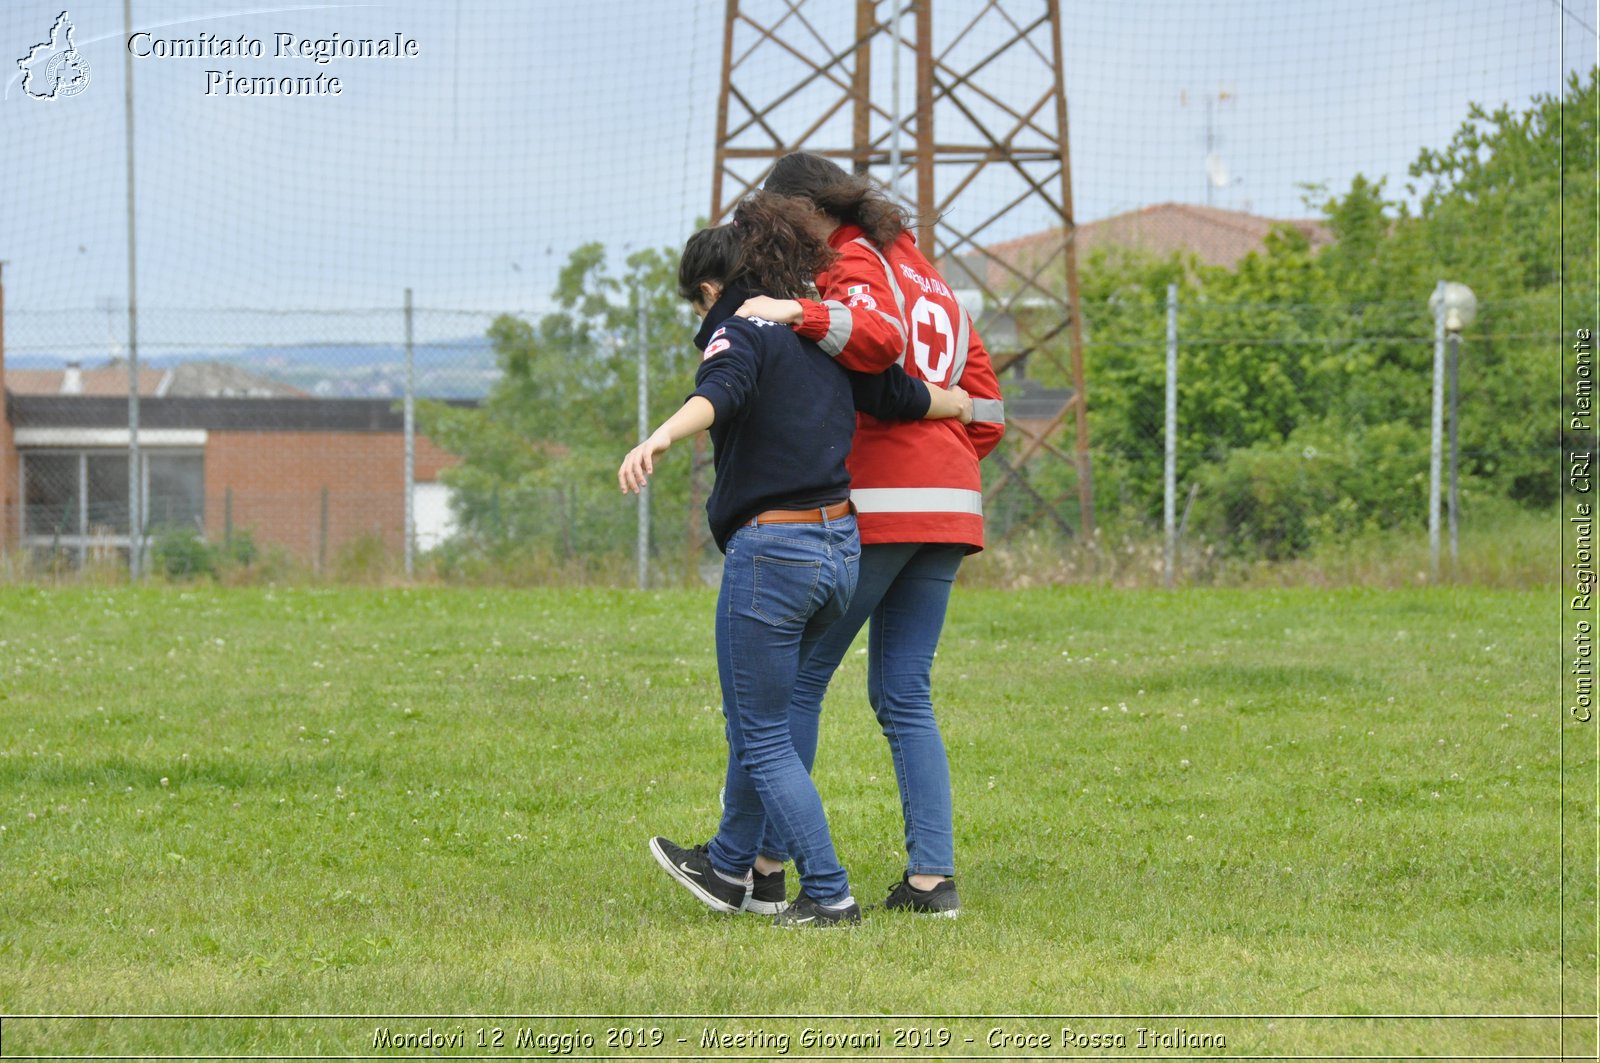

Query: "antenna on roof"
<box><xmin>1182</xmin><ymin>86</ymin><xmax>1242</xmax><ymax>207</ymax></box>
<box><xmin>97</xmin><ymin>296</ymin><xmax>123</xmax><ymax>363</ymax></box>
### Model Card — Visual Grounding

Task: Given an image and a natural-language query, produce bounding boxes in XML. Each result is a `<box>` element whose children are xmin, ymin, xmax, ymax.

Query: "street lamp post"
<box><xmin>1427</xmin><ymin>281</ymin><xmax>1477</xmax><ymax>575</ymax></box>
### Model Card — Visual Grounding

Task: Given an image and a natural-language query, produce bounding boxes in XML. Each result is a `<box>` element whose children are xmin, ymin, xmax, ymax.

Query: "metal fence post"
<box><xmin>403</xmin><ymin>288</ymin><xmax>415</xmax><ymax>578</ymax></box>
<box><xmin>1447</xmin><ymin>329</ymin><xmax>1460</xmax><ymax>565</ymax></box>
<box><xmin>1164</xmin><ymin>282</ymin><xmax>1178</xmax><ymax>588</ymax></box>
<box><xmin>318</xmin><ymin>485</ymin><xmax>329</xmax><ymax>575</ymax></box>
<box><xmin>636</xmin><ymin>282</ymin><xmax>650</xmax><ymax>591</ymax></box>
<box><xmin>1429</xmin><ymin>280</ymin><xmax>1445</xmax><ymax>581</ymax></box>
<box><xmin>123</xmin><ymin>0</ymin><xmax>141</xmax><ymax>580</ymax></box>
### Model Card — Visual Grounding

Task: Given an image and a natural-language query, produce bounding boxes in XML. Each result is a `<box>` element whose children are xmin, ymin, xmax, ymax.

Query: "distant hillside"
<box><xmin>6</xmin><ymin>336</ymin><xmax>500</xmax><ymax>400</ymax></box>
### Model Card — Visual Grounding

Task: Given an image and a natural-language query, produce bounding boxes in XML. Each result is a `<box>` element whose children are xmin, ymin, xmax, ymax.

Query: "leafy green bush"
<box><xmin>1191</xmin><ymin>420</ymin><xmax>1438</xmax><ymax>560</ymax></box>
<box><xmin>218</xmin><ymin>529</ymin><xmax>259</xmax><ymax>570</ymax></box>
<box><xmin>149</xmin><ymin>526</ymin><xmax>283</xmax><ymax>583</ymax></box>
<box><xmin>149</xmin><ymin>526</ymin><xmax>216</xmax><ymax>580</ymax></box>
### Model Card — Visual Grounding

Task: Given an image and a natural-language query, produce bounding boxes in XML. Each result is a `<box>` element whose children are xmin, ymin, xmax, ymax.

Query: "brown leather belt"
<box><xmin>749</xmin><ymin>499</ymin><xmax>854</xmax><ymax>526</ymax></box>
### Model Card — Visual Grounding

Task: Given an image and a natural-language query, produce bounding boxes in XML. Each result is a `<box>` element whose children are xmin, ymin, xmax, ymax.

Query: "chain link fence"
<box><xmin>0</xmin><ymin>1</ymin><xmax>1580</xmax><ymax>587</ymax></box>
<box><xmin>0</xmin><ymin>298</ymin><xmax>702</xmax><ymax>583</ymax></box>
<box><xmin>976</xmin><ymin>288</ymin><xmax>1561</xmax><ymax>587</ymax></box>
<box><xmin>0</xmin><ymin>282</ymin><xmax>1562</xmax><ymax>587</ymax></box>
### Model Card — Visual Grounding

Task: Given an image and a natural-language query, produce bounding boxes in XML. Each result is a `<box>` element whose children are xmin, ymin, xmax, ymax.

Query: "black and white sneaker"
<box><xmin>744</xmin><ymin>867</ymin><xmax>788</xmax><ymax>915</ymax></box>
<box><xmin>883</xmin><ymin>875</ymin><xmax>960</xmax><ymax>918</ymax></box>
<box><xmin>648</xmin><ymin>837</ymin><xmax>749</xmax><ymax>913</ymax></box>
<box><xmin>772</xmin><ymin>889</ymin><xmax>861</xmax><ymax>928</ymax></box>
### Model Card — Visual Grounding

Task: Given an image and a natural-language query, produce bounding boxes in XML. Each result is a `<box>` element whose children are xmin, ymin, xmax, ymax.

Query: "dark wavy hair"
<box><xmin>764</xmin><ymin>151</ymin><xmax>908</xmax><ymax>248</ymax></box>
<box><xmin>677</xmin><ymin>191</ymin><xmax>837</xmax><ymax>304</ymax></box>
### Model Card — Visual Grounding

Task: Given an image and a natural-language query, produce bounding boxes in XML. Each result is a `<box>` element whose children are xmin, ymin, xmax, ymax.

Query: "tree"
<box><xmin>997</xmin><ymin>69</ymin><xmax>1591</xmax><ymax>558</ymax></box>
<box><xmin>417</xmin><ymin>243</ymin><xmax>702</xmax><ymax>578</ymax></box>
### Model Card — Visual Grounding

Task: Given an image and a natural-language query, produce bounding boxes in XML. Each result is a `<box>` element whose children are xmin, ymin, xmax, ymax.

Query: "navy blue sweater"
<box><xmin>690</xmin><ymin>286</ymin><xmax>932</xmax><ymax>552</ymax></box>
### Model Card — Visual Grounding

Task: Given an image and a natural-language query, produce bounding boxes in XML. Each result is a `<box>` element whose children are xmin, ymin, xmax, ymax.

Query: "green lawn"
<box><xmin>0</xmin><ymin>584</ymin><xmax>1588</xmax><ymax>1058</ymax></box>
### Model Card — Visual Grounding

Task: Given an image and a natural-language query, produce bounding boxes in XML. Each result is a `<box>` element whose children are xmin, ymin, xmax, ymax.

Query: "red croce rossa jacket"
<box><xmin>792</xmin><ymin>224</ymin><xmax>1005</xmax><ymax>552</ymax></box>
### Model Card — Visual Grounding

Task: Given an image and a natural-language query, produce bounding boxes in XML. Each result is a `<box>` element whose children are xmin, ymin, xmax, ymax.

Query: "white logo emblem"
<box><xmin>17</xmin><ymin>11</ymin><xmax>91</xmax><ymax>100</ymax></box>
<box><xmin>845</xmin><ymin>284</ymin><xmax>877</xmax><ymax>311</ymax></box>
<box><xmin>910</xmin><ymin>296</ymin><xmax>955</xmax><ymax>383</ymax></box>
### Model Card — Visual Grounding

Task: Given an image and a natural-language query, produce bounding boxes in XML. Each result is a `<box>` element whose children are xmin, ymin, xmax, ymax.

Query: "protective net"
<box><xmin>0</xmin><ymin>0</ymin><xmax>1590</xmax><ymax>584</ymax></box>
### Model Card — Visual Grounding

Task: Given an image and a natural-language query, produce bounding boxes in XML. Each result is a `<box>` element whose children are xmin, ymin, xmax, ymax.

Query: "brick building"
<box><xmin>3</xmin><ymin>393</ymin><xmax>460</xmax><ymax>567</ymax></box>
<box><xmin>0</xmin><ymin>292</ymin><xmax>463</xmax><ymax>568</ymax></box>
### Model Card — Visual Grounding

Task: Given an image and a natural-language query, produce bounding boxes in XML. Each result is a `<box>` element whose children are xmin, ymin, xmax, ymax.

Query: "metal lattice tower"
<box><xmin>698</xmin><ymin>0</ymin><xmax>1095</xmax><ymax>562</ymax></box>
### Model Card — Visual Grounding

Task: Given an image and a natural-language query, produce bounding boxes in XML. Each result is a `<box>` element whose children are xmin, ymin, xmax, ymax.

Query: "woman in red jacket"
<box><xmin>731</xmin><ymin>152</ymin><xmax>1005</xmax><ymax>918</ymax></box>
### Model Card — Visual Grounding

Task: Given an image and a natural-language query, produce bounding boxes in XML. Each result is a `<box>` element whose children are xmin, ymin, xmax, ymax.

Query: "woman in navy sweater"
<box><xmin>617</xmin><ymin>194</ymin><xmax>968</xmax><ymax>926</ymax></box>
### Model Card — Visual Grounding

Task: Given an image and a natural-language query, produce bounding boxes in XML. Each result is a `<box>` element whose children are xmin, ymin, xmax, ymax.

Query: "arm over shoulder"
<box><xmin>792</xmin><ymin>241</ymin><xmax>908</xmax><ymax>373</ymax></box>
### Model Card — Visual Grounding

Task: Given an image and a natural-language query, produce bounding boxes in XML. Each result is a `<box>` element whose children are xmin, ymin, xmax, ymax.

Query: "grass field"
<box><xmin>0</xmin><ymin>584</ymin><xmax>1589</xmax><ymax>1059</ymax></box>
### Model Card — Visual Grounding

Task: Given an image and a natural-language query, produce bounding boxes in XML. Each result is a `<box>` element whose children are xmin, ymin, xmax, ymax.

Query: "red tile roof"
<box><xmin>5</xmin><ymin>360</ymin><xmax>306</xmax><ymax>399</ymax></box>
<box><xmin>5</xmin><ymin>366</ymin><xmax>166</xmax><ymax>397</ymax></box>
<box><xmin>952</xmin><ymin>202</ymin><xmax>1334</xmax><ymax>293</ymax></box>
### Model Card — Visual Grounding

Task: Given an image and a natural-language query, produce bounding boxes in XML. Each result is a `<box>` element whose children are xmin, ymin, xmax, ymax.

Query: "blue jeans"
<box><xmin>759</xmin><ymin>542</ymin><xmax>965</xmax><ymax>877</ymax></box>
<box><xmin>705</xmin><ymin>512</ymin><xmax>860</xmax><ymax>904</ymax></box>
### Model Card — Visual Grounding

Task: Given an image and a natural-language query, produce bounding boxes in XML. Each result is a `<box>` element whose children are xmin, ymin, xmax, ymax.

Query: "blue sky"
<box><xmin>0</xmin><ymin>0</ymin><xmax>1591</xmax><ymax>357</ymax></box>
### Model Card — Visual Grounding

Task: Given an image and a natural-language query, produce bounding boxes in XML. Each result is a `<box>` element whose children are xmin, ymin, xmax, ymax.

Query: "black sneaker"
<box><xmin>772</xmin><ymin>889</ymin><xmax>861</xmax><ymax>928</ymax></box>
<box><xmin>883</xmin><ymin>875</ymin><xmax>960</xmax><ymax>918</ymax></box>
<box><xmin>648</xmin><ymin>837</ymin><xmax>749</xmax><ymax>913</ymax></box>
<box><xmin>744</xmin><ymin>867</ymin><xmax>788</xmax><ymax>915</ymax></box>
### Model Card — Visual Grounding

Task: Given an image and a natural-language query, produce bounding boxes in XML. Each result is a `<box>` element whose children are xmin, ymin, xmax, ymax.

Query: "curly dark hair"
<box><xmin>677</xmin><ymin>225</ymin><xmax>740</xmax><ymax>305</ymax></box>
<box><xmin>677</xmin><ymin>191</ymin><xmax>837</xmax><ymax>304</ymax></box>
<box><xmin>764</xmin><ymin>151</ymin><xmax>908</xmax><ymax>248</ymax></box>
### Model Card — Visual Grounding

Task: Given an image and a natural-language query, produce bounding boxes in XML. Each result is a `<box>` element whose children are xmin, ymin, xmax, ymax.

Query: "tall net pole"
<box><xmin>123</xmin><ymin>0</ymin><xmax>142</xmax><ymax>577</ymax></box>
<box><xmin>403</xmin><ymin>287</ymin><xmax>415</xmax><ymax>579</ymax></box>
<box><xmin>636</xmin><ymin>283</ymin><xmax>650</xmax><ymax>591</ymax></box>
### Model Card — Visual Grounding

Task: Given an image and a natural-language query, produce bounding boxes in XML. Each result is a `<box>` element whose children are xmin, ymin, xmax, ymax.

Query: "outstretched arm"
<box><xmin>618</xmin><ymin>396</ymin><xmax>715</xmax><ymax>494</ymax></box>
